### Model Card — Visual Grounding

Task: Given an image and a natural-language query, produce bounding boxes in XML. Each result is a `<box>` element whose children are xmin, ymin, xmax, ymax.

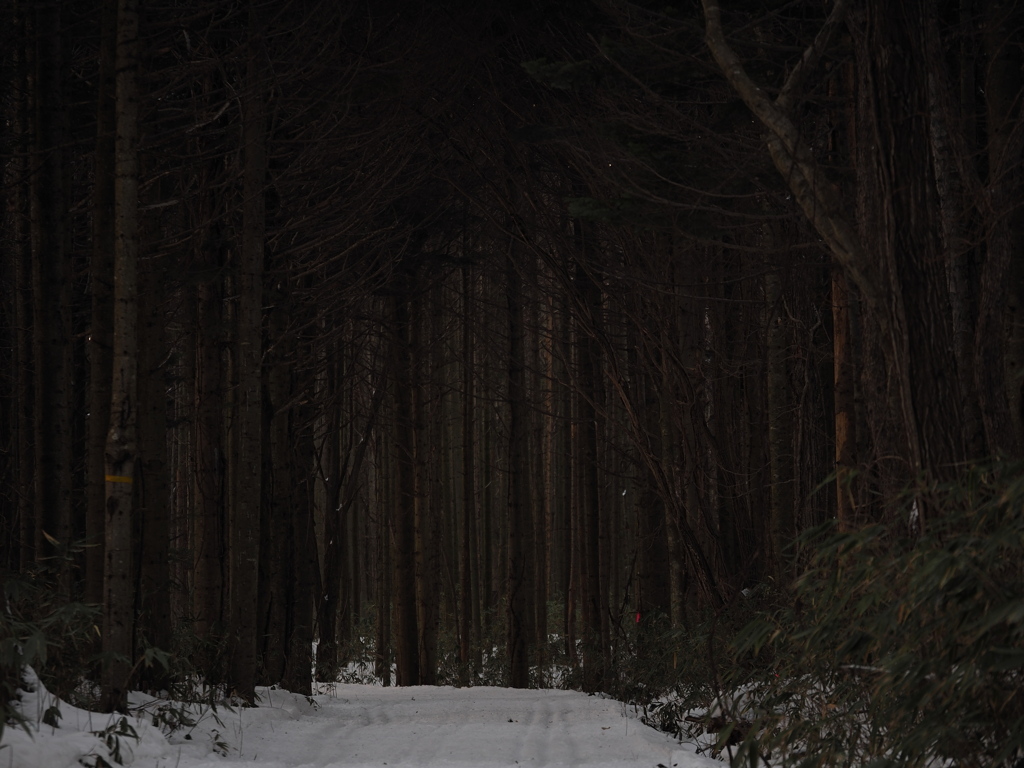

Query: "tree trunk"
<box><xmin>974</xmin><ymin>0</ymin><xmax>1022</xmax><ymax>458</ymax></box>
<box><xmin>87</xmin><ymin>0</ymin><xmax>117</xmax><ymax>607</ymax></box>
<box><xmin>658</xmin><ymin>379</ymin><xmax>686</xmax><ymax>627</ymax></box>
<box><xmin>283</xmin><ymin>408</ymin><xmax>316</xmax><ymax>696</ymax></box>
<box><xmin>924</xmin><ymin>14</ymin><xmax>986</xmax><ymax>459</ymax></box>
<box><xmin>8</xmin><ymin>0</ymin><xmax>35</xmax><ymax>573</ymax></box>
<box><xmin>193</xmin><ymin>272</ymin><xmax>226</xmax><ymax>651</ymax></box>
<box><xmin>459</xmin><ymin>266</ymin><xmax>476</xmax><ymax>675</ymax></box>
<box><xmin>228</xmin><ymin>20</ymin><xmax>266</xmax><ymax>702</ymax></box>
<box><xmin>136</xmin><ymin>249</ymin><xmax>171</xmax><ymax>682</ymax></box>
<box><xmin>416</xmin><ymin>290</ymin><xmax>441</xmax><ymax>685</ymax></box>
<box><xmin>102</xmin><ymin>0</ymin><xmax>140</xmax><ymax>712</ymax></box>
<box><xmin>506</xmin><ymin>250</ymin><xmax>532</xmax><ymax>689</ymax></box>
<box><xmin>317</xmin><ymin>367</ymin><xmax>343</xmax><ymax>682</ymax></box>
<box><xmin>575</xmin><ymin>261</ymin><xmax>606</xmax><ymax>692</ymax></box>
<box><xmin>375</xmin><ymin>430</ymin><xmax>392</xmax><ymax>686</ymax></box>
<box><xmin>31</xmin><ymin>0</ymin><xmax>73</xmax><ymax>597</ymax></box>
<box><xmin>765</xmin><ymin>268</ymin><xmax>795</xmax><ymax>573</ymax></box>
<box><xmin>832</xmin><ymin>265</ymin><xmax>857</xmax><ymax>532</ymax></box>
<box><xmin>702</xmin><ymin>0</ymin><xmax>968</xmax><ymax>510</ymax></box>
<box><xmin>857</xmin><ymin>0</ymin><xmax>967</xmax><ymax>489</ymax></box>
<box><xmin>529</xmin><ymin>267</ymin><xmax>548</xmax><ymax>681</ymax></box>
<box><xmin>169</xmin><ymin>291</ymin><xmax>195</xmax><ymax>633</ymax></box>
<box><xmin>392</xmin><ymin>292</ymin><xmax>420</xmax><ymax>686</ymax></box>
<box><xmin>258</xmin><ymin>304</ymin><xmax>290</xmax><ymax>685</ymax></box>
<box><xmin>633</xmin><ymin>360</ymin><xmax>670</xmax><ymax>623</ymax></box>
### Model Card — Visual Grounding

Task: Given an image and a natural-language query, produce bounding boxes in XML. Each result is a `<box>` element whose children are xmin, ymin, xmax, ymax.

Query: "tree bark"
<box><xmin>459</xmin><ymin>266</ymin><xmax>476</xmax><ymax>675</ymax></box>
<box><xmin>317</xmin><ymin>361</ymin><xmax>344</xmax><ymax>682</ymax></box>
<box><xmin>228</xmin><ymin>19</ymin><xmax>266</xmax><ymax>702</ymax></box>
<box><xmin>392</xmin><ymin>292</ymin><xmax>420</xmax><ymax>686</ymax></box>
<box><xmin>702</xmin><ymin>0</ymin><xmax>968</xmax><ymax>510</ymax></box>
<box><xmin>575</xmin><ymin>260</ymin><xmax>606</xmax><ymax>692</ymax></box>
<box><xmin>974</xmin><ymin>0</ymin><xmax>1023</xmax><ymax>458</ymax></box>
<box><xmin>8</xmin><ymin>0</ymin><xmax>35</xmax><ymax>573</ymax></box>
<box><xmin>506</xmin><ymin>249</ymin><xmax>532</xmax><ymax>689</ymax></box>
<box><xmin>375</xmin><ymin>430</ymin><xmax>393</xmax><ymax>686</ymax></box>
<box><xmin>87</xmin><ymin>0</ymin><xmax>117</xmax><ymax>607</ymax></box>
<box><xmin>193</xmin><ymin>271</ymin><xmax>226</xmax><ymax>650</ymax></box>
<box><xmin>832</xmin><ymin>265</ymin><xmax>857</xmax><ymax>532</ymax></box>
<box><xmin>416</xmin><ymin>289</ymin><xmax>441</xmax><ymax>685</ymax></box>
<box><xmin>258</xmin><ymin>303</ymin><xmax>289</xmax><ymax>685</ymax></box>
<box><xmin>282</xmin><ymin>408</ymin><xmax>316</xmax><ymax>696</ymax></box>
<box><xmin>102</xmin><ymin>0</ymin><xmax>140</xmax><ymax>712</ymax></box>
<box><xmin>765</xmin><ymin>267</ymin><xmax>795</xmax><ymax>573</ymax></box>
<box><xmin>31</xmin><ymin>0</ymin><xmax>73</xmax><ymax>597</ymax></box>
<box><xmin>856</xmin><ymin>0</ymin><xmax>967</xmax><ymax>487</ymax></box>
<box><xmin>136</xmin><ymin>249</ymin><xmax>171</xmax><ymax>683</ymax></box>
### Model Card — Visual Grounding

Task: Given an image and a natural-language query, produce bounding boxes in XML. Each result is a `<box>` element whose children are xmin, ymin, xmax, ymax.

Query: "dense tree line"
<box><xmin>1</xmin><ymin>0</ymin><xmax>1021</xmax><ymax>711</ymax></box>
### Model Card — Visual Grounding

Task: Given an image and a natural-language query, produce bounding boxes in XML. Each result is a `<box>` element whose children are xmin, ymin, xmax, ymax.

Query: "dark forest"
<box><xmin>2</xmin><ymin>0</ymin><xmax>1023</xmax><ymax>764</ymax></box>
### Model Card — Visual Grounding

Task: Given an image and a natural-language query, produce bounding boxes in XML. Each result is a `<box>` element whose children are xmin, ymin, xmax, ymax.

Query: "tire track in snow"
<box><xmin>513</xmin><ymin>694</ymin><xmax>556</xmax><ymax>766</ymax></box>
<box><xmin>386</xmin><ymin>696</ymin><xmax>450</xmax><ymax>766</ymax></box>
<box><xmin>157</xmin><ymin>685</ymin><xmax>721</xmax><ymax>768</ymax></box>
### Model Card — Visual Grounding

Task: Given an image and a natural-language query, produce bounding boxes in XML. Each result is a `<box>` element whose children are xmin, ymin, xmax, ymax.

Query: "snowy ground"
<box><xmin>1</xmin><ymin>670</ymin><xmax>720</xmax><ymax>768</ymax></box>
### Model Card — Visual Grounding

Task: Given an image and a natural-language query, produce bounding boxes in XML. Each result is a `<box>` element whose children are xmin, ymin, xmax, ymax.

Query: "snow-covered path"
<box><xmin>186</xmin><ymin>685</ymin><xmax>717</xmax><ymax>768</ymax></box>
<box><xmin>3</xmin><ymin>678</ymin><xmax>721</xmax><ymax>768</ymax></box>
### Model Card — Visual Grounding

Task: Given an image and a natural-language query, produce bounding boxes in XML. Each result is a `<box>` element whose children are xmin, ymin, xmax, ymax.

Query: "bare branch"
<box><xmin>777</xmin><ymin>0</ymin><xmax>850</xmax><ymax>112</ymax></box>
<box><xmin>700</xmin><ymin>0</ymin><xmax>879</xmax><ymax>309</ymax></box>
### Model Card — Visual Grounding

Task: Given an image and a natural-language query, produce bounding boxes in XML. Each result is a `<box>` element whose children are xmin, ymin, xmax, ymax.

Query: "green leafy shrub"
<box><xmin>0</xmin><ymin>573</ymin><xmax>100</xmax><ymax>740</ymax></box>
<box><xmin>689</xmin><ymin>462</ymin><xmax>1024</xmax><ymax>767</ymax></box>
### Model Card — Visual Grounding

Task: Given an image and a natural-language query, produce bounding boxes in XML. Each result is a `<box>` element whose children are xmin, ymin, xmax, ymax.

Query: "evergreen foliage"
<box><xmin>0</xmin><ymin>573</ymin><xmax>99</xmax><ymax>741</ymax></box>
<box><xmin>644</xmin><ymin>463</ymin><xmax>1024</xmax><ymax>766</ymax></box>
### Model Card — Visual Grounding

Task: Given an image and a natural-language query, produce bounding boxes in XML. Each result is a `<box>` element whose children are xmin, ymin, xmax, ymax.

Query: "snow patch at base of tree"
<box><xmin>3</xmin><ymin>667</ymin><xmax>169</xmax><ymax>768</ymax></box>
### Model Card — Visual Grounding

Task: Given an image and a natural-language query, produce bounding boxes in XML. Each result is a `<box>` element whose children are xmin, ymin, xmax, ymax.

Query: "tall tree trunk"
<box><xmin>416</xmin><ymin>290</ymin><xmax>441</xmax><ymax>685</ymax></box>
<box><xmin>258</xmin><ymin>302</ymin><xmax>290</xmax><ymax>685</ymax></box>
<box><xmin>31</xmin><ymin>0</ymin><xmax>72</xmax><ymax>596</ymax></box>
<box><xmin>8</xmin><ymin>0</ymin><xmax>35</xmax><ymax>573</ymax></box>
<box><xmin>87</xmin><ymin>0</ymin><xmax>117</xmax><ymax>607</ymax></box>
<box><xmin>765</xmin><ymin>268</ymin><xmax>795</xmax><ymax>573</ymax></box>
<box><xmin>702</xmin><ymin>0</ymin><xmax>968</xmax><ymax>511</ymax></box>
<box><xmin>136</xmin><ymin>250</ymin><xmax>171</xmax><ymax>680</ymax></box>
<box><xmin>481</xmin><ymin>375</ymin><xmax>495</xmax><ymax>639</ymax></box>
<box><xmin>633</xmin><ymin>359</ymin><xmax>670</xmax><ymax>623</ymax></box>
<box><xmin>857</xmin><ymin>0</ymin><xmax>967</xmax><ymax>490</ymax></box>
<box><xmin>529</xmin><ymin>266</ymin><xmax>548</xmax><ymax>681</ymax></box>
<box><xmin>228</xmin><ymin>20</ymin><xmax>266</xmax><ymax>702</ymax></box>
<box><xmin>459</xmin><ymin>266</ymin><xmax>476</xmax><ymax>675</ymax></box>
<box><xmin>169</xmin><ymin>290</ymin><xmax>195</xmax><ymax>632</ymax></box>
<box><xmin>375</xmin><ymin>426</ymin><xmax>392</xmax><ymax>686</ymax></box>
<box><xmin>191</xmin><ymin>84</ymin><xmax>230</xmax><ymax>663</ymax></box>
<box><xmin>924</xmin><ymin>14</ymin><xmax>986</xmax><ymax>459</ymax></box>
<box><xmin>392</xmin><ymin>292</ymin><xmax>420</xmax><ymax>686</ymax></box>
<box><xmin>974</xmin><ymin>0</ymin><xmax>1022</xmax><ymax>458</ymax></box>
<box><xmin>283</xmin><ymin>404</ymin><xmax>316</xmax><ymax>696</ymax></box>
<box><xmin>658</xmin><ymin>377</ymin><xmax>686</xmax><ymax>627</ymax></box>
<box><xmin>102</xmin><ymin>0</ymin><xmax>140</xmax><ymax>712</ymax></box>
<box><xmin>554</xmin><ymin>296</ymin><xmax>575</xmax><ymax>664</ymax></box>
<box><xmin>318</xmin><ymin>350</ymin><xmax>384</xmax><ymax>681</ymax></box>
<box><xmin>193</xmin><ymin>272</ymin><xmax>226</xmax><ymax>652</ymax></box>
<box><xmin>832</xmin><ymin>265</ymin><xmax>857</xmax><ymax>532</ymax></box>
<box><xmin>575</xmin><ymin>261</ymin><xmax>606</xmax><ymax>692</ymax></box>
<box><xmin>317</xmin><ymin>363</ymin><xmax>343</xmax><ymax>682</ymax></box>
<box><xmin>506</xmin><ymin>249</ymin><xmax>532</xmax><ymax>689</ymax></box>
